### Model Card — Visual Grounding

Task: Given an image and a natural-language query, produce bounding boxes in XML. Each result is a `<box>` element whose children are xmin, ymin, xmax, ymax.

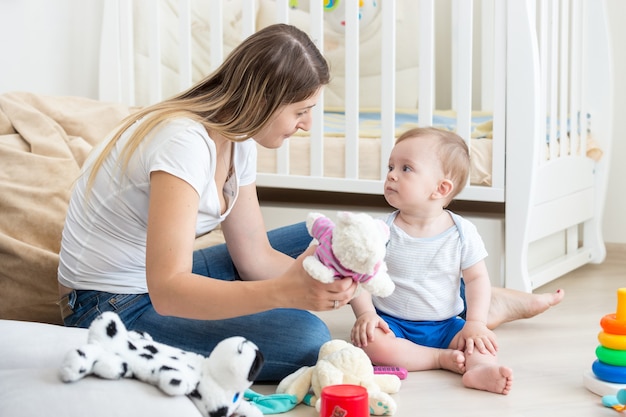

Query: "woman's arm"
<box><xmin>145</xmin><ymin>171</ymin><xmax>356</xmax><ymax>320</ymax></box>
<box><xmin>219</xmin><ymin>182</ymin><xmax>294</xmax><ymax>281</ymax></box>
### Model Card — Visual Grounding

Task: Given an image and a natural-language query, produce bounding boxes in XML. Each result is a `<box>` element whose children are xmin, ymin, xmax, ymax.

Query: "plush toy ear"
<box><xmin>248</xmin><ymin>349</ymin><xmax>264</xmax><ymax>382</ymax></box>
<box><xmin>375</xmin><ymin>219</ymin><xmax>390</xmax><ymax>240</ymax></box>
<box><xmin>336</xmin><ymin>211</ymin><xmax>351</xmax><ymax>221</ymax></box>
<box><xmin>318</xmin><ymin>339</ymin><xmax>351</xmax><ymax>358</ymax></box>
<box><xmin>306</xmin><ymin>212</ymin><xmax>326</xmax><ymax>235</ymax></box>
<box><xmin>276</xmin><ymin>366</ymin><xmax>314</xmax><ymax>403</ymax></box>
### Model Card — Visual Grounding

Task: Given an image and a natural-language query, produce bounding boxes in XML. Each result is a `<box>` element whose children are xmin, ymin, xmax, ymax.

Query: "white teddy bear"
<box><xmin>276</xmin><ymin>339</ymin><xmax>401</xmax><ymax>415</ymax></box>
<box><xmin>303</xmin><ymin>211</ymin><xmax>395</xmax><ymax>298</ymax></box>
<box><xmin>59</xmin><ymin>311</ymin><xmax>264</xmax><ymax>417</ymax></box>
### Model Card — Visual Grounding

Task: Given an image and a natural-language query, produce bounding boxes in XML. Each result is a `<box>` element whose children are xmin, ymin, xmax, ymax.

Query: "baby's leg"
<box><xmin>488</xmin><ymin>287</ymin><xmax>564</xmax><ymax>329</ymax></box>
<box><xmin>461</xmin><ymin>349</ymin><xmax>513</xmax><ymax>395</ymax></box>
<box><xmin>361</xmin><ymin>329</ymin><xmax>466</xmax><ymax>373</ymax></box>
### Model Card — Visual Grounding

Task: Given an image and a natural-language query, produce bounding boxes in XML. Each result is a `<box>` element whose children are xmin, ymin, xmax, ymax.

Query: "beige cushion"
<box><xmin>0</xmin><ymin>92</ymin><xmax>133</xmax><ymax>324</ymax></box>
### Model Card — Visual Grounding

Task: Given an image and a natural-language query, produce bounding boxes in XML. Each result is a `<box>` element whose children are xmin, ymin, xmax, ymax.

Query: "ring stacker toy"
<box><xmin>599</xmin><ymin>332</ymin><xmax>626</xmax><ymax>351</ymax></box>
<box><xmin>584</xmin><ymin>288</ymin><xmax>626</xmax><ymax>397</ymax></box>
<box><xmin>592</xmin><ymin>360</ymin><xmax>626</xmax><ymax>384</ymax></box>
<box><xmin>597</xmin><ymin>346</ymin><xmax>626</xmax><ymax>367</ymax></box>
<box><xmin>603</xmin><ymin>288</ymin><xmax>626</xmax><ymax>335</ymax></box>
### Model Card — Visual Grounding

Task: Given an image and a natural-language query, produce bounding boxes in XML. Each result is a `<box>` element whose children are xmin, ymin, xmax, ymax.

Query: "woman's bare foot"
<box><xmin>462</xmin><ymin>364</ymin><xmax>513</xmax><ymax>395</ymax></box>
<box><xmin>487</xmin><ymin>288</ymin><xmax>565</xmax><ymax>329</ymax></box>
<box><xmin>437</xmin><ymin>349</ymin><xmax>466</xmax><ymax>374</ymax></box>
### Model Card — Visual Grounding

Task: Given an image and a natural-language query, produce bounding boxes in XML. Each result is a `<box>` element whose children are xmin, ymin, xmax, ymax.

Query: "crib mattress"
<box><xmin>256</xmin><ymin>109</ymin><xmax>602</xmax><ymax>188</ymax></box>
<box><xmin>258</xmin><ymin>109</ymin><xmax>494</xmax><ymax>186</ymax></box>
<box><xmin>257</xmin><ymin>135</ymin><xmax>494</xmax><ymax>186</ymax></box>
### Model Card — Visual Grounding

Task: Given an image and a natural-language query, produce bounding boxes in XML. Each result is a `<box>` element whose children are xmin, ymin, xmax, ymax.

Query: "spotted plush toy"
<box><xmin>59</xmin><ymin>311</ymin><xmax>264</xmax><ymax>417</ymax></box>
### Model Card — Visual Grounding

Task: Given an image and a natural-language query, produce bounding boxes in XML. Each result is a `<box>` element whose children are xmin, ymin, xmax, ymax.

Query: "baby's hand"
<box><xmin>457</xmin><ymin>320</ymin><xmax>498</xmax><ymax>355</ymax></box>
<box><xmin>351</xmin><ymin>311</ymin><xmax>390</xmax><ymax>347</ymax></box>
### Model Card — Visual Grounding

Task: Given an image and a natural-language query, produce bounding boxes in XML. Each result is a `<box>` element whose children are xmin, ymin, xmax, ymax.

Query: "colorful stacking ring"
<box><xmin>598</xmin><ymin>331</ymin><xmax>626</xmax><ymax>351</ymax></box>
<box><xmin>596</xmin><ymin>345</ymin><xmax>626</xmax><ymax>367</ymax></box>
<box><xmin>592</xmin><ymin>360</ymin><xmax>626</xmax><ymax>384</ymax></box>
<box><xmin>601</xmin><ymin>314</ymin><xmax>626</xmax><ymax>335</ymax></box>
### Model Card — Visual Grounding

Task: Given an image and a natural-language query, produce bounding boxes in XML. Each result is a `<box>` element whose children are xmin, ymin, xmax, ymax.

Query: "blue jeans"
<box><xmin>62</xmin><ymin>222</ymin><xmax>329</xmax><ymax>382</ymax></box>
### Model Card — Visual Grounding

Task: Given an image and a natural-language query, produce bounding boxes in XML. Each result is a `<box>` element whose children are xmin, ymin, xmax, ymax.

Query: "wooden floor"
<box><xmin>252</xmin><ymin>244</ymin><xmax>626</xmax><ymax>417</ymax></box>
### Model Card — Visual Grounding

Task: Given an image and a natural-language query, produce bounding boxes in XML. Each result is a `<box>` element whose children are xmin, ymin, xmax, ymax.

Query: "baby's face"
<box><xmin>383</xmin><ymin>135</ymin><xmax>445</xmax><ymax>210</ymax></box>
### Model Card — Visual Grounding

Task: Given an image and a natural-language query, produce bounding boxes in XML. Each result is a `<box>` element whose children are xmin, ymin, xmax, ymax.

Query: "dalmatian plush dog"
<box><xmin>59</xmin><ymin>311</ymin><xmax>264</xmax><ymax>417</ymax></box>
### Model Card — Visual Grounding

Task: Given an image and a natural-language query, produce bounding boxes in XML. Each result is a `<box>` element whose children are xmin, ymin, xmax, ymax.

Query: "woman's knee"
<box><xmin>296</xmin><ymin>311</ymin><xmax>332</xmax><ymax>350</ymax></box>
<box><xmin>267</xmin><ymin>222</ymin><xmax>311</xmax><ymax>258</ymax></box>
<box><xmin>273</xmin><ymin>309</ymin><xmax>330</xmax><ymax>348</ymax></box>
<box><xmin>255</xmin><ymin>310</ymin><xmax>330</xmax><ymax>381</ymax></box>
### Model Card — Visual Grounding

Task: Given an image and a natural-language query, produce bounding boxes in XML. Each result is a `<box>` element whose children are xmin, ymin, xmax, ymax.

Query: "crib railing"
<box><xmin>505</xmin><ymin>0</ymin><xmax>613</xmax><ymax>291</ymax></box>
<box><xmin>99</xmin><ymin>0</ymin><xmax>510</xmax><ymax>201</ymax></box>
<box><xmin>98</xmin><ymin>0</ymin><xmax>600</xmax><ymax>204</ymax></box>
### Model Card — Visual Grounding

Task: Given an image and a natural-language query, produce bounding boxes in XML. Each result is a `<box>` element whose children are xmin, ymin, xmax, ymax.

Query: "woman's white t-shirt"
<box><xmin>58</xmin><ymin>118</ymin><xmax>256</xmax><ymax>293</ymax></box>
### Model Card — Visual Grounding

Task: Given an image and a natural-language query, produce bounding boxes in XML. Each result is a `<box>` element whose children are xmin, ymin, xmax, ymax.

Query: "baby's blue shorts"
<box><xmin>377</xmin><ymin>310</ymin><xmax>466</xmax><ymax>349</ymax></box>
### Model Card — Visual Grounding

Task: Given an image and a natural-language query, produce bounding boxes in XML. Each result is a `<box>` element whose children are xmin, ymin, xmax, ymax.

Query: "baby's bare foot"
<box><xmin>488</xmin><ymin>288</ymin><xmax>564</xmax><ymax>329</ymax></box>
<box><xmin>437</xmin><ymin>349</ymin><xmax>466</xmax><ymax>374</ymax></box>
<box><xmin>462</xmin><ymin>364</ymin><xmax>513</xmax><ymax>395</ymax></box>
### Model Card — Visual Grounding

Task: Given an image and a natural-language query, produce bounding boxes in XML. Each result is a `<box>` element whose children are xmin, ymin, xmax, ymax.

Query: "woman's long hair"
<box><xmin>87</xmin><ymin>23</ymin><xmax>330</xmax><ymax>190</ymax></box>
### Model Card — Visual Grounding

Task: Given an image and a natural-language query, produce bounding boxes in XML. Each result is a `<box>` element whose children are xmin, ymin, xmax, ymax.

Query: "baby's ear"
<box><xmin>433</xmin><ymin>179</ymin><xmax>454</xmax><ymax>199</ymax></box>
<box><xmin>336</xmin><ymin>211</ymin><xmax>352</xmax><ymax>222</ymax></box>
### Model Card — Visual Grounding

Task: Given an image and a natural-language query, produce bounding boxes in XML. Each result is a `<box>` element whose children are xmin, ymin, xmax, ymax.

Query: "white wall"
<box><xmin>1</xmin><ymin>0</ymin><xmax>626</xmax><ymax>243</ymax></box>
<box><xmin>0</xmin><ymin>0</ymin><xmax>103</xmax><ymax>98</ymax></box>
<box><xmin>603</xmin><ymin>0</ymin><xmax>626</xmax><ymax>243</ymax></box>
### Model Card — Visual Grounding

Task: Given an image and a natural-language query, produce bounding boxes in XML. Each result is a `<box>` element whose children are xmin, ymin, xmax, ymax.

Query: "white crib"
<box><xmin>98</xmin><ymin>0</ymin><xmax>613</xmax><ymax>292</ymax></box>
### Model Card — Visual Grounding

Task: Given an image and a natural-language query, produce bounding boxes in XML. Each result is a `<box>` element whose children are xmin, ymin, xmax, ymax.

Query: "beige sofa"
<box><xmin>0</xmin><ymin>92</ymin><xmax>133</xmax><ymax>325</ymax></box>
<box><xmin>0</xmin><ymin>92</ymin><xmax>226</xmax><ymax>417</ymax></box>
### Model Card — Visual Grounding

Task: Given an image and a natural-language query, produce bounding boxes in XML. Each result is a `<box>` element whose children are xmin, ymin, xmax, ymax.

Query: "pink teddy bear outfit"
<box><xmin>309</xmin><ymin>216</ymin><xmax>382</xmax><ymax>283</ymax></box>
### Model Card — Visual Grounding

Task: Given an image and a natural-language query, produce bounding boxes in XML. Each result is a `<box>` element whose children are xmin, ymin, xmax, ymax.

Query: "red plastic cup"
<box><xmin>320</xmin><ymin>384</ymin><xmax>369</xmax><ymax>417</ymax></box>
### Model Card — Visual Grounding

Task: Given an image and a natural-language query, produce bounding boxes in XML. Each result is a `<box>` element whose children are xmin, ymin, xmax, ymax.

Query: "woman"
<box><xmin>57</xmin><ymin>24</ymin><xmax>357</xmax><ymax>381</ymax></box>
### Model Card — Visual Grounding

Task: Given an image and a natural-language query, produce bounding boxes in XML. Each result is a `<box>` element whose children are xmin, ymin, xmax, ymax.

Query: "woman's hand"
<box><xmin>273</xmin><ymin>245</ymin><xmax>359</xmax><ymax>311</ymax></box>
